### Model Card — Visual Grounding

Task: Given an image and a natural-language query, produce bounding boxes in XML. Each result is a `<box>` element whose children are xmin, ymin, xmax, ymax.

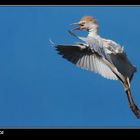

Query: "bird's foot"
<box><xmin>130</xmin><ymin>104</ymin><xmax>140</xmax><ymax>119</ymax></box>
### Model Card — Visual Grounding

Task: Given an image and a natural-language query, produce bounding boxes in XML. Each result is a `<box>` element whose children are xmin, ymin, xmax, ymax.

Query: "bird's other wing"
<box><xmin>103</xmin><ymin>39</ymin><xmax>136</xmax><ymax>81</ymax></box>
<box><xmin>55</xmin><ymin>44</ymin><xmax>118</xmax><ymax>80</ymax></box>
<box><xmin>68</xmin><ymin>30</ymin><xmax>106</xmax><ymax>58</ymax></box>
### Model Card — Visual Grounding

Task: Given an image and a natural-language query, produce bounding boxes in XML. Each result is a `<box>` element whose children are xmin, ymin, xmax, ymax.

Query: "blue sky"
<box><xmin>0</xmin><ymin>6</ymin><xmax>140</xmax><ymax>128</ymax></box>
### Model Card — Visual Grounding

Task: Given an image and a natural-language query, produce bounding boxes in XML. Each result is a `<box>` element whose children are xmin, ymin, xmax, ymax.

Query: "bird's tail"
<box><xmin>122</xmin><ymin>78</ymin><xmax>140</xmax><ymax>119</ymax></box>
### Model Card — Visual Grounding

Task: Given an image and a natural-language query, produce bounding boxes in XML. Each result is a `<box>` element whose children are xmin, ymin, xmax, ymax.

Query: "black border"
<box><xmin>0</xmin><ymin>0</ymin><xmax>140</xmax><ymax>5</ymax></box>
<box><xmin>0</xmin><ymin>128</ymin><xmax>139</xmax><ymax>136</ymax></box>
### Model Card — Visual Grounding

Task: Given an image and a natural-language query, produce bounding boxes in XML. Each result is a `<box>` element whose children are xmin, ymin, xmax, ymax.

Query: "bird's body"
<box><xmin>53</xmin><ymin>16</ymin><xmax>140</xmax><ymax>118</ymax></box>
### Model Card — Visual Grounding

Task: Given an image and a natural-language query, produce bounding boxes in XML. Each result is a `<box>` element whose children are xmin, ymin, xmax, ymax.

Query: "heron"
<box><xmin>53</xmin><ymin>16</ymin><xmax>140</xmax><ymax>118</ymax></box>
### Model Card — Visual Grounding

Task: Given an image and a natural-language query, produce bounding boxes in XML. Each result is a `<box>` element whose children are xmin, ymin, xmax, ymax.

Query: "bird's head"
<box><xmin>71</xmin><ymin>16</ymin><xmax>98</xmax><ymax>31</ymax></box>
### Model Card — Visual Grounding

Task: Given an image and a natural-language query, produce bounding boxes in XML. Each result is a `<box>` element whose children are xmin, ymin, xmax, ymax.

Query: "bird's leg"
<box><xmin>125</xmin><ymin>89</ymin><xmax>140</xmax><ymax>119</ymax></box>
<box><xmin>122</xmin><ymin>79</ymin><xmax>140</xmax><ymax>119</ymax></box>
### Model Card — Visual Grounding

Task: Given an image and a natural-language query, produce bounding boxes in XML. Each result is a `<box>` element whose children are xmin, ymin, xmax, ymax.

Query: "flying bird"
<box><xmin>53</xmin><ymin>16</ymin><xmax>140</xmax><ymax>118</ymax></box>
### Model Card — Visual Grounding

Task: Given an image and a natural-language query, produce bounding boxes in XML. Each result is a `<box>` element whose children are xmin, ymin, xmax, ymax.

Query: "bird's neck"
<box><xmin>87</xmin><ymin>27</ymin><xmax>98</xmax><ymax>37</ymax></box>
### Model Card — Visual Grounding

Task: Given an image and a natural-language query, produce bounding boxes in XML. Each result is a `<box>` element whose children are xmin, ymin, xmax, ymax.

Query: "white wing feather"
<box><xmin>76</xmin><ymin>54</ymin><xmax>118</xmax><ymax>80</ymax></box>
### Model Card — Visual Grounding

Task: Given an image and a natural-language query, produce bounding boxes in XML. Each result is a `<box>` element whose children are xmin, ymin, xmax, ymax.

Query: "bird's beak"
<box><xmin>70</xmin><ymin>22</ymin><xmax>81</xmax><ymax>30</ymax></box>
<box><xmin>70</xmin><ymin>22</ymin><xmax>80</xmax><ymax>25</ymax></box>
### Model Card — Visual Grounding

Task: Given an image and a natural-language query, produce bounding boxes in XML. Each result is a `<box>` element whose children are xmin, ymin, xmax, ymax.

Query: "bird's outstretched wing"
<box><xmin>55</xmin><ymin>44</ymin><xmax>118</xmax><ymax>80</ymax></box>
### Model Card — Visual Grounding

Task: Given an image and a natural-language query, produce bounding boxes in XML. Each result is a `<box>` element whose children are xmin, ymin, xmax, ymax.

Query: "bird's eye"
<box><xmin>80</xmin><ymin>23</ymin><xmax>85</xmax><ymax>26</ymax></box>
